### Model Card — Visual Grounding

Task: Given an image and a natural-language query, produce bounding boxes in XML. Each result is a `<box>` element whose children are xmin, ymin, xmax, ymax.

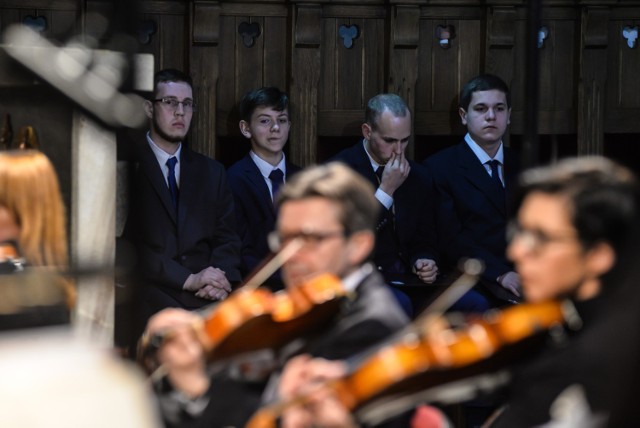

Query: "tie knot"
<box><xmin>269</xmin><ymin>168</ymin><xmax>284</xmax><ymax>182</ymax></box>
<box><xmin>166</xmin><ymin>156</ymin><xmax>178</xmax><ymax>171</ymax></box>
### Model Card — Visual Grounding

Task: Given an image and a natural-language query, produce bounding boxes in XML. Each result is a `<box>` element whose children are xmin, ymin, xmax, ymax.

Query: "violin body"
<box><xmin>247</xmin><ymin>300</ymin><xmax>573</xmax><ymax>428</ymax></box>
<box><xmin>335</xmin><ymin>301</ymin><xmax>568</xmax><ymax>412</ymax></box>
<box><xmin>201</xmin><ymin>273</ymin><xmax>347</xmax><ymax>361</ymax></box>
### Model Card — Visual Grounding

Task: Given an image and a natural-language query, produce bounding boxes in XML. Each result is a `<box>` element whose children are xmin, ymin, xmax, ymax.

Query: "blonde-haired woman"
<box><xmin>0</xmin><ymin>150</ymin><xmax>67</xmax><ymax>267</ymax></box>
<box><xmin>0</xmin><ymin>149</ymin><xmax>75</xmax><ymax>314</ymax></box>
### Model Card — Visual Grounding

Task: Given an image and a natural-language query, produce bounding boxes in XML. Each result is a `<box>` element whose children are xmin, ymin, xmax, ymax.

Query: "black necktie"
<box><xmin>269</xmin><ymin>168</ymin><xmax>284</xmax><ymax>201</ymax></box>
<box><xmin>488</xmin><ymin>159</ymin><xmax>505</xmax><ymax>194</ymax></box>
<box><xmin>375</xmin><ymin>165</ymin><xmax>384</xmax><ymax>183</ymax></box>
<box><xmin>166</xmin><ymin>156</ymin><xmax>179</xmax><ymax>212</ymax></box>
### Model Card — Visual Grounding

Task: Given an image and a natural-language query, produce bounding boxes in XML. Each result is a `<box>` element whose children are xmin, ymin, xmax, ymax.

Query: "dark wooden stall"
<box><xmin>3</xmin><ymin>0</ymin><xmax>640</xmax><ymax>172</ymax></box>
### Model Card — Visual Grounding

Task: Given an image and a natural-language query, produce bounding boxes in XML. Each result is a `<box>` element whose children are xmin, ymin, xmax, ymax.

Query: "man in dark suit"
<box><xmin>141</xmin><ymin>163</ymin><xmax>409</xmax><ymax>427</ymax></box>
<box><xmin>425</xmin><ymin>74</ymin><xmax>520</xmax><ymax>310</ymax></box>
<box><xmin>227</xmin><ymin>87</ymin><xmax>301</xmax><ymax>289</ymax></box>
<box><xmin>124</xmin><ymin>69</ymin><xmax>241</xmax><ymax>322</ymax></box>
<box><xmin>330</xmin><ymin>94</ymin><xmax>439</xmax><ymax>315</ymax></box>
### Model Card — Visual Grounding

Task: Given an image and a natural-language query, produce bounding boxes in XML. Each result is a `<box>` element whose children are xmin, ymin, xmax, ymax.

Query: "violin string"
<box><xmin>242</xmin><ymin>238</ymin><xmax>304</xmax><ymax>291</ymax></box>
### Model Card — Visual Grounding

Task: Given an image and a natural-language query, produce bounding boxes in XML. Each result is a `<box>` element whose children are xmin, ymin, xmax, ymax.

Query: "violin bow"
<box><xmin>241</xmin><ymin>238</ymin><xmax>305</xmax><ymax>291</ymax></box>
<box><xmin>346</xmin><ymin>258</ymin><xmax>485</xmax><ymax>369</ymax></box>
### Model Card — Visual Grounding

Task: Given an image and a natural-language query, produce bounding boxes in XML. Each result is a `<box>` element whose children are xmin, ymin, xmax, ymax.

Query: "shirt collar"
<box><xmin>464</xmin><ymin>133</ymin><xmax>504</xmax><ymax>165</ymax></box>
<box><xmin>362</xmin><ymin>139</ymin><xmax>382</xmax><ymax>172</ymax></box>
<box><xmin>146</xmin><ymin>132</ymin><xmax>182</xmax><ymax>165</ymax></box>
<box><xmin>250</xmin><ymin>151</ymin><xmax>287</xmax><ymax>179</ymax></box>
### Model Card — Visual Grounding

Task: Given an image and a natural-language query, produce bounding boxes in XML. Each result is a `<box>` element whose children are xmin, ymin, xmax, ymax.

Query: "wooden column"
<box><xmin>290</xmin><ymin>3</ymin><xmax>322</xmax><ymax>166</ymax></box>
<box><xmin>71</xmin><ymin>112</ymin><xmax>117</xmax><ymax>345</ymax></box>
<box><xmin>578</xmin><ymin>7</ymin><xmax>609</xmax><ymax>156</ymax></box>
<box><xmin>389</xmin><ymin>4</ymin><xmax>420</xmax><ymax>159</ymax></box>
<box><xmin>189</xmin><ymin>0</ymin><xmax>220</xmax><ymax>159</ymax></box>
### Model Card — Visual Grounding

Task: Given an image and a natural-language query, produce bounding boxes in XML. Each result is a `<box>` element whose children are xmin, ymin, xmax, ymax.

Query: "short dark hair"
<box><xmin>239</xmin><ymin>87</ymin><xmax>289</xmax><ymax>122</ymax></box>
<box><xmin>518</xmin><ymin>156</ymin><xmax>639</xmax><ymax>254</ymax></box>
<box><xmin>459</xmin><ymin>74</ymin><xmax>511</xmax><ymax>111</ymax></box>
<box><xmin>277</xmin><ymin>162</ymin><xmax>379</xmax><ymax>236</ymax></box>
<box><xmin>153</xmin><ymin>69</ymin><xmax>193</xmax><ymax>97</ymax></box>
<box><xmin>365</xmin><ymin>94</ymin><xmax>410</xmax><ymax>132</ymax></box>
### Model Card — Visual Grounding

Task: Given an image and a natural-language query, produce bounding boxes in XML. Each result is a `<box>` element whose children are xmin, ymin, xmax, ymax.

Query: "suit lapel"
<box><xmin>244</xmin><ymin>155</ymin><xmax>275</xmax><ymax>214</ymax></box>
<box><xmin>458</xmin><ymin>142</ymin><xmax>506</xmax><ymax>217</ymax></box>
<box><xmin>140</xmin><ymin>142</ymin><xmax>178</xmax><ymax>224</ymax></box>
<box><xmin>177</xmin><ymin>147</ymin><xmax>197</xmax><ymax>230</ymax></box>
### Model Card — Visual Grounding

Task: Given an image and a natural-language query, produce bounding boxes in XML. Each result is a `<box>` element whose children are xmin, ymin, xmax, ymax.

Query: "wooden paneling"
<box><xmin>3</xmin><ymin>0</ymin><xmax>640</xmax><ymax>170</ymax></box>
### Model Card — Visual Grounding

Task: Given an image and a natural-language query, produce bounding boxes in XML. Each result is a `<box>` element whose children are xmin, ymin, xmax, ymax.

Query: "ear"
<box><xmin>362</xmin><ymin>123</ymin><xmax>372</xmax><ymax>141</ymax></box>
<box><xmin>585</xmin><ymin>241</ymin><xmax>616</xmax><ymax>279</ymax></box>
<box><xmin>239</xmin><ymin>120</ymin><xmax>252</xmax><ymax>139</ymax></box>
<box><xmin>346</xmin><ymin>230</ymin><xmax>375</xmax><ymax>267</ymax></box>
<box><xmin>143</xmin><ymin>100</ymin><xmax>154</xmax><ymax>119</ymax></box>
<box><xmin>459</xmin><ymin>107</ymin><xmax>467</xmax><ymax>126</ymax></box>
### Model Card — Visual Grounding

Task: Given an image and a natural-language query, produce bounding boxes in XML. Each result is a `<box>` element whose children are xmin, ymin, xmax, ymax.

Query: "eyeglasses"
<box><xmin>268</xmin><ymin>229</ymin><xmax>345</xmax><ymax>252</ymax></box>
<box><xmin>507</xmin><ymin>221</ymin><xmax>578</xmax><ymax>254</ymax></box>
<box><xmin>153</xmin><ymin>98</ymin><xmax>197</xmax><ymax>112</ymax></box>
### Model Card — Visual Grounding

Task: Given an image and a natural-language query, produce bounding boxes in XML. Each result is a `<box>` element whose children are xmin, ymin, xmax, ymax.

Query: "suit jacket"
<box><xmin>425</xmin><ymin>141</ymin><xmax>520</xmax><ymax>301</ymax></box>
<box><xmin>123</xmin><ymin>139</ymin><xmax>241</xmax><ymax>311</ymax></box>
<box><xmin>330</xmin><ymin>142</ymin><xmax>439</xmax><ymax>282</ymax></box>
<box><xmin>160</xmin><ymin>267</ymin><xmax>409</xmax><ymax>428</ymax></box>
<box><xmin>226</xmin><ymin>154</ymin><xmax>301</xmax><ymax>288</ymax></box>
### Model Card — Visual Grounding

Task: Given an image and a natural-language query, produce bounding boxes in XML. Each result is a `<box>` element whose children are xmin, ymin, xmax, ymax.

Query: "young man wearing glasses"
<box><xmin>227</xmin><ymin>87</ymin><xmax>301</xmax><ymax>290</ymax></box>
<box><xmin>140</xmin><ymin>163</ymin><xmax>409</xmax><ymax>427</ymax></box>
<box><xmin>272</xmin><ymin>156</ymin><xmax>640</xmax><ymax>428</ymax></box>
<box><xmin>123</xmin><ymin>69</ymin><xmax>241</xmax><ymax>338</ymax></box>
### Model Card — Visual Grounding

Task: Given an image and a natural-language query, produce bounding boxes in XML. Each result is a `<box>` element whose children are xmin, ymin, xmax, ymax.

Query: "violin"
<box><xmin>199</xmin><ymin>272</ymin><xmax>348</xmax><ymax>361</ymax></box>
<box><xmin>140</xmin><ymin>239</ymin><xmax>351</xmax><ymax>368</ymax></box>
<box><xmin>246</xmin><ymin>299</ymin><xmax>580</xmax><ymax>428</ymax></box>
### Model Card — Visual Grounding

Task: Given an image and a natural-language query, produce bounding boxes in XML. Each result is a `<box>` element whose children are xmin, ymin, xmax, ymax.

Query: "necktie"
<box><xmin>488</xmin><ymin>159</ymin><xmax>505</xmax><ymax>194</ymax></box>
<box><xmin>375</xmin><ymin>165</ymin><xmax>384</xmax><ymax>183</ymax></box>
<box><xmin>166</xmin><ymin>156</ymin><xmax>179</xmax><ymax>212</ymax></box>
<box><xmin>269</xmin><ymin>168</ymin><xmax>284</xmax><ymax>201</ymax></box>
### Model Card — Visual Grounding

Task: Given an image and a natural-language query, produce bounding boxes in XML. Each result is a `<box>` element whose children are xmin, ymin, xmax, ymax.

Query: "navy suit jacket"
<box><xmin>123</xmin><ymin>140</ymin><xmax>241</xmax><ymax>311</ymax></box>
<box><xmin>425</xmin><ymin>141</ymin><xmax>520</xmax><ymax>301</ymax></box>
<box><xmin>226</xmin><ymin>154</ymin><xmax>301</xmax><ymax>288</ymax></box>
<box><xmin>330</xmin><ymin>142</ymin><xmax>438</xmax><ymax>282</ymax></box>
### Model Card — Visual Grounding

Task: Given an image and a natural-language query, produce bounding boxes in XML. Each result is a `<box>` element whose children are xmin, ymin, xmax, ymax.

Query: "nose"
<box><xmin>486</xmin><ymin>108</ymin><xmax>496</xmax><ymax>120</ymax></box>
<box><xmin>175</xmin><ymin>103</ymin><xmax>185</xmax><ymax>116</ymax></box>
<box><xmin>393</xmin><ymin>141</ymin><xmax>403</xmax><ymax>154</ymax></box>
<box><xmin>271</xmin><ymin>121</ymin><xmax>280</xmax><ymax>132</ymax></box>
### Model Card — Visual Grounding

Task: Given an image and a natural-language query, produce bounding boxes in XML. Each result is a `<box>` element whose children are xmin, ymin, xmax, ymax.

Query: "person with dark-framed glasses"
<box><xmin>139</xmin><ymin>162</ymin><xmax>409</xmax><ymax>427</ymax></box>
<box><xmin>120</xmin><ymin>68</ymin><xmax>241</xmax><ymax>355</ymax></box>
<box><xmin>272</xmin><ymin>156</ymin><xmax>640</xmax><ymax>427</ymax></box>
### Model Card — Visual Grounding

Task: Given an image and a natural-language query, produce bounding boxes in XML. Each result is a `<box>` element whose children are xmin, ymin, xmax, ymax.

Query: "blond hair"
<box><xmin>0</xmin><ymin>150</ymin><xmax>68</xmax><ymax>268</ymax></box>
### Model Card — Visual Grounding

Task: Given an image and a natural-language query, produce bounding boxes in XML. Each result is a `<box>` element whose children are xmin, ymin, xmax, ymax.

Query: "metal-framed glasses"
<box><xmin>268</xmin><ymin>229</ymin><xmax>345</xmax><ymax>252</ymax></box>
<box><xmin>153</xmin><ymin>97</ymin><xmax>197</xmax><ymax>112</ymax></box>
<box><xmin>507</xmin><ymin>221</ymin><xmax>578</xmax><ymax>254</ymax></box>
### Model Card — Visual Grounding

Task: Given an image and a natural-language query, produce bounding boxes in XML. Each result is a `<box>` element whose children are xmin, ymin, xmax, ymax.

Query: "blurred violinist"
<box><xmin>140</xmin><ymin>162</ymin><xmax>409</xmax><ymax>428</ymax></box>
<box><xmin>272</xmin><ymin>156</ymin><xmax>639</xmax><ymax>427</ymax></box>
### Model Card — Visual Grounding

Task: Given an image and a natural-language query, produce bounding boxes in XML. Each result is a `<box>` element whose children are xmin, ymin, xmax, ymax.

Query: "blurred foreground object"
<box><xmin>0</xmin><ymin>328</ymin><xmax>161</xmax><ymax>428</ymax></box>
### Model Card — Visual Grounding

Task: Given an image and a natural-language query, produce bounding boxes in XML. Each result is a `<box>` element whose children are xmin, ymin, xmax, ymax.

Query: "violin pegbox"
<box><xmin>623</xmin><ymin>25</ymin><xmax>639</xmax><ymax>49</ymax></box>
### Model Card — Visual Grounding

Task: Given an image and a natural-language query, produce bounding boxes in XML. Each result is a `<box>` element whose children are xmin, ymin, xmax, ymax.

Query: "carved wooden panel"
<box><xmin>317</xmin><ymin>5</ymin><xmax>387</xmax><ymax>137</ymax></box>
<box><xmin>216</xmin><ymin>4</ymin><xmax>288</xmax><ymax>137</ymax></box>
<box><xmin>414</xmin><ymin>7</ymin><xmax>483</xmax><ymax>137</ymax></box>
<box><xmin>605</xmin><ymin>8</ymin><xmax>640</xmax><ymax>133</ymax></box>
